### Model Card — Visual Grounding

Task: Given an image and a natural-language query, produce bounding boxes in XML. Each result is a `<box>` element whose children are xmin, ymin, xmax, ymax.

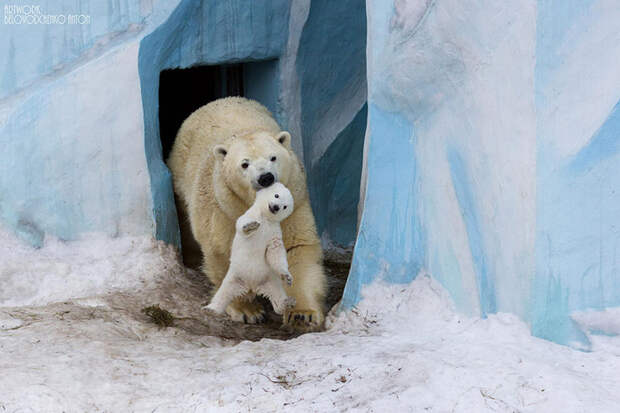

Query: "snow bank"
<box><xmin>0</xmin><ymin>225</ymin><xmax>178</xmax><ymax>307</ymax></box>
<box><xmin>572</xmin><ymin>308</ymin><xmax>620</xmax><ymax>337</ymax></box>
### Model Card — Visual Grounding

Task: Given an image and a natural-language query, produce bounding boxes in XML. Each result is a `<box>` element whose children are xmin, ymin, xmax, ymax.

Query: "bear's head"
<box><xmin>213</xmin><ymin>131</ymin><xmax>296</xmax><ymax>205</ymax></box>
<box><xmin>255</xmin><ymin>182</ymin><xmax>294</xmax><ymax>222</ymax></box>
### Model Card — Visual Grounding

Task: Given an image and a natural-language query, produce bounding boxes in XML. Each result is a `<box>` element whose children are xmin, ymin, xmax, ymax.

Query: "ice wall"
<box><xmin>343</xmin><ymin>0</ymin><xmax>620</xmax><ymax>346</ymax></box>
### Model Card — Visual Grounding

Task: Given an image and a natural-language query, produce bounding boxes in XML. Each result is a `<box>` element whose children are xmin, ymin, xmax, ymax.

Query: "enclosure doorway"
<box><xmin>158</xmin><ymin>63</ymin><xmax>246</xmax><ymax>269</ymax></box>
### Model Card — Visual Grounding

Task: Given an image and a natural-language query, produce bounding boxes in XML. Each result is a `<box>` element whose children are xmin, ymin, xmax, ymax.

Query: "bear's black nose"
<box><xmin>258</xmin><ymin>173</ymin><xmax>275</xmax><ymax>188</ymax></box>
<box><xmin>269</xmin><ymin>204</ymin><xmax>280</xmax><ymax>214</ymax></box>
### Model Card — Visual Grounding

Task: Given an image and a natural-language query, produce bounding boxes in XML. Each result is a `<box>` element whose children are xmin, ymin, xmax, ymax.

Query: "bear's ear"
<box><xmin>276</xmin><ymin>131</ymin><xmax>291</xmax><ymax>149</ymax></box>
<box><xmin>213</xmin><ymin>145</ymin><xmax>228</xmax><ymax>161</ymax></box>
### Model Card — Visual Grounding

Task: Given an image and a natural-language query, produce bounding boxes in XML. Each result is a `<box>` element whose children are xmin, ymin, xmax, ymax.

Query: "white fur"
<box><xmin>206</xmin><ymin>183</ymin><xmax>296</xmax><ymax>315</ymax></box>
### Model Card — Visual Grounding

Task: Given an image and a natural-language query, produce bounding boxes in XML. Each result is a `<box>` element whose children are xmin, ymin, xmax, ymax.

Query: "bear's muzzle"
<box><xmin>258</xmin><ymin>172</ymin><xmax>275</xmax><ymax>188</ymax></box>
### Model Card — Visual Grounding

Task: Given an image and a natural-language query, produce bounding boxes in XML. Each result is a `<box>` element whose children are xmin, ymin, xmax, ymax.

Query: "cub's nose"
<box><xmin>269</xmin><ymin>204</ymin><xmax>280</xmax><ymax>214</ymax></box>
<box><xmin>258</xmin><ymin>172</ymin><xmax>275</xmax><ymax>188</ymax></box>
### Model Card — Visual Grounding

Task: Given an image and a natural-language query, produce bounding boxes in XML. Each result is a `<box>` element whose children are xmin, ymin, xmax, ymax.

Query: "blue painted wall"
<box><xmin>533</xmin><ymin>0</ymin><xmax>620</xmax><ymax>344</ymax></box>
<box><xmin>0</xmin><ymin>0</ymin><xmax>149</xmax><ymax>100</ymax></box>
<box><xmin>311</xmin><ymin>104</ymin><xmax>367</xmax><ymax>247</ymax></box>
<box><xmin>344</xmin><ymin>0</ymin><xmax>620</xmax><ymax>347</ymax></box>
<box><xmin>0</xmin><ymin>0</ymin><xmax>173</xmax><ymax>246</ymax></box>
<box><xmin>341</xmin><ymin>104</ymin><xmax>425</xmax><ymax>309</ymax></box>
<box><xmin>297</xmin><ymin>0</ymin><xmax>367</xmax><ymax>248</ymax></box>
<box><xmin>244</xmin><ymin>59</ymin><xmax>281</xmax><ymax>123</ymax></box>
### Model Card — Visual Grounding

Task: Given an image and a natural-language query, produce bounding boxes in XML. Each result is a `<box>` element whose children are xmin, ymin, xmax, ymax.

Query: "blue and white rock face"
<box><xmin>343</xmin><ymin>0</ymin><xmax>620</xmax><ymax>346</ymax></box>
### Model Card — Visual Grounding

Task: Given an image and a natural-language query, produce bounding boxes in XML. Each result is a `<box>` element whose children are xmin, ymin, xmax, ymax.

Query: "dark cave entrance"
<box><xmin>158</xmin><ymin>63</ymin><xmax>245</xmax><ymax>269</ymax></box>
<box><xmin>158</xmin><ymin>63</ymin><xmax>244</xmax><ymax>162</ymax></box>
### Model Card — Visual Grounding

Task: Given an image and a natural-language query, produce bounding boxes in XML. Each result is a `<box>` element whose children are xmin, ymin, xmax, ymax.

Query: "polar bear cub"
<box><xmin>206</xmin><ymin>182</ymin><xmax>296</xmax><ymax>316</ymax></box>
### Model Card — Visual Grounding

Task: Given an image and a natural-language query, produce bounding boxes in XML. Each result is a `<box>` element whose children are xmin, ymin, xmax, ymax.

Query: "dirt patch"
<box><xmin>324</xmin><ymin>258</ymin><xmax>352</xmax><ymax>310</ymax></box>
<box><xmin>2</xmin><ymin>252</ymin><xmax>351</xmax><ymax>343</ymax></box>
<box><xmin>125</xmin><ymin>254</ymin><xmax>352</xmax><ymax>342</ymax></box>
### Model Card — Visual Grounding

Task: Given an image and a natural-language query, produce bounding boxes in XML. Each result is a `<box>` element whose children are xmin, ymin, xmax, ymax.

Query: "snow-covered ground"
<box><xmin>1</xmin><ymin>229</ymin><xmax>620</xmax><ymax>412</ymax></box>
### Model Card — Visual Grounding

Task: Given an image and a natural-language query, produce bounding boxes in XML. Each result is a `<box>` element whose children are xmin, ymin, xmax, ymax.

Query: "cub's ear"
<box><xmin>275</xmin><ymin>131</ymin><xmax>291</xmax><ymax>149</ymax></box>
<box><xmin>213</xmin><ymin>145</ymin><xmax>228</xmax><ymax>161</ymax></box>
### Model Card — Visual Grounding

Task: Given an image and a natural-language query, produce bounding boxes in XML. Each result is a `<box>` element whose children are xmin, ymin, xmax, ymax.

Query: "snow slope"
<box><xmin>0</xmin><ymin>224</ymin><xmax>177</xmax><ymax>308</ymax></box>
<box><xmin>1</xmin><ymin>230</ymin><xmax>619</xmax><ymax>412</ymax></box>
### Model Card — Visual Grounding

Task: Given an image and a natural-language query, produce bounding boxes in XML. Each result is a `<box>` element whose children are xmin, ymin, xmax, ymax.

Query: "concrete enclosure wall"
<box><xmin>342</xmin><ymin>0</ymin><xmax>620</xmax><ymax>347</ymax></box>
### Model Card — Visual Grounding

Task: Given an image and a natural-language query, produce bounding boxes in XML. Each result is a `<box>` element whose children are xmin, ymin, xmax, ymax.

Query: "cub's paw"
<box><xmin>202</xmin><ymin>303</ymin><xmax>222</xmax><ymax>314</ymax></box>
<box><xmin>281</xmin><ymin>272</ymin><xmax>293</xmax><ymax>286</ymax></box>
<box><xmin>226</xmin><ymin>300</ymin><xmax>266</xmax><ymax>324</ymax></box>
<box><xmin>242</xmin><ymin>221</ymin><xmax>260</xmax><ymax>235</ymax></box>
<box><xmin>283</xmin><ymin>308</ymin><xmax>324</xmax><ymax>332</ymax></box>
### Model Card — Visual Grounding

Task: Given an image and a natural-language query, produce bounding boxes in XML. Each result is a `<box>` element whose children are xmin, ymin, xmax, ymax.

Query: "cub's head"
<box><xmin>255</xmin><ymin>182</ymin><xmax>294</xmax><ymax>222</ymax></box>
<box><xmin>213</xmin><ymin>131</ymin><xmax>294</xmax><ymax>204</ymax></box>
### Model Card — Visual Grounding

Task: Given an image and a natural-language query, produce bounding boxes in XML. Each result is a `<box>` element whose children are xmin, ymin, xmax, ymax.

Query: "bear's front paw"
<box><xmin>283</xmin><ymin>308</ymin><xmax>324</xmax><ymax>332</ymax></box>
<box><xmin>242</xmin><ymin>221</ymin><xmax>260</xmax><ymax>235</ymax></box>
<box><xmin>281</xmin><ymin>272</ymin><xmax>293</xmax><ymax>286</ymax></box>
<box><xmin>226</xmin><ymin>300</ymin><xmax>266</xmax><ymax>324</ymax></box>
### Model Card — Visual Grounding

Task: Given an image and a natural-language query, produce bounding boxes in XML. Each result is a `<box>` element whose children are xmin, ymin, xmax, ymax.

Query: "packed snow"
<box><xmin>0</xmin><ymin>226</ymin><xmax>176</xmax><ymax>308</ymax></box>
<box><xmin>1</xmin><ymin>229</ymin><xmax>619</xmax><ymax>412</ymax></box>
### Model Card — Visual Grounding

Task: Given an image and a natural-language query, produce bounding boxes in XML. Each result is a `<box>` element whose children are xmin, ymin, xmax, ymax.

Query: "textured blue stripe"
<box><xmin>447</xmin><ymin>148</ymin><xmax>496</xmax><ymax>317</ymax></box>
<box><xmin>341</xmin><ymin>103</ymin><xmax>425</xmax><ymax>309</ymax></box>
<box><xmin>567</xmin><ymin>100</ymin><xmax>620</xmax><ymax>175</ymax></box>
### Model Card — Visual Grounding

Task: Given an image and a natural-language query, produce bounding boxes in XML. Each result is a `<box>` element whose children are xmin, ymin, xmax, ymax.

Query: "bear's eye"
<box><xmin>275</xmin><ymin>194</ymin><xmax>279</xmax><ymax>198</ymax></box>
<box><xmin>270</xmin><ymin>156</ymin><xmax>277</xmax><ymax>162</ymax></box>
<box><xmin>241</xmin><ymin>162</ymin><xmax>249</xmax><ymax>169</ymax></box>
<box><xmin>283</xmin><ymin>206</ymin><xmax>287</xmax><ymax>209</ymax></box>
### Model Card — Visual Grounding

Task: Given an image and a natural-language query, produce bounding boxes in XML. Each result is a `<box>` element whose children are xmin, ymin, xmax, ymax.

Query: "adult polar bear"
<box><xmin>168</xmin><ymin>97</ymin><xmax>326</xmax><ymax>331</ymax></box>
